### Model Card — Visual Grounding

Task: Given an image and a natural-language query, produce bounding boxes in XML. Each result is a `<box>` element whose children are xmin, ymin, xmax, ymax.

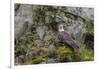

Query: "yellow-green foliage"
<box><xmin>40</xmin><ymin>47</ymin><xmax>48</xmax><ymax>57</ymax></box>
<box><xmin>57</xmin><ymin>47</ymin><xmax>73</xmax><ymax>62</ymax></box>
<box><xmin>31</xmin><ymin>56</ymin><xmax>43</xmax><ymax>64</ymax></box>
<box><xmin>83</xmin><ymin>50</ymin><xmax>94</xmax><ymax>61</ymax></box>
<box><xmin>80</xmin><ymin>49</ymin><xmax>94</xmax><ymax>61</ymax></box>
<box><xmin>30</xmin><ymin>47</ymin><xmax>37</xmax><ymax>51</ymax></box>
<box><xmin>79</xmin><ymin>44</ymin><xmax>94</xmax><ymax>61</ymax></box>
<box><xmin>41</xmin><ymin>47</ymin><xmax>48</xmax><ymax>52</ymax></box>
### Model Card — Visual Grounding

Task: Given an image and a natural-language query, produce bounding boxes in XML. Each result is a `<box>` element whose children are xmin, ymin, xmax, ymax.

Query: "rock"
<box><xmin>46</xmin><ymin>58</ymin><xmax>58</xmax><ymax>63</ymax></box>
<box><xmin>48</xmin><ymin>44</ymin><xmax>57</xmax><ymax>58</ymax></box>
<box><xmin>14</xmin><ymin>4</ymin><xmax>33</xmax><ymax>43</ymax></box>
<box><xmin>44</xmin><ymin>35</ymin><xmax>52</xmax><ymax>45</ymax></box>
<box><xmin>41</xmin><ymin>62</ymin><xmax>46</xmax><ymax>64</ymax></box>
<box><xmin>66</xmin><ymin>7</ymin><xmax>94</xmax><ymax>21</ymax></box>
<box><xmin>26</xmin><ymin>51</ymin><xmax>37</xmax><ymax>61</ymax></box>
<box><xmin>25</xmin><ymin>47</ymin><xmax>48</xmax><ymax>63</ymax></box>
<box><xmin>15</xmin><ymin>55</ymin><xmax>26</xmax><ymax>65</ymax></box>
<box><xmin>36</xmin><ymin>26</ymin><xmax>47</xmax><ymax>39</ymax></box>
<box><xmin>66</xmin><ymin>23</ymin><xmax>85</xmax><ymax>41</ymax></box>
<box><xmin>34</xmin><ymin>40</ymin><xmax>45</xmax><ymax>47</ymax></box>
<box><xmin>18</xmin><ymin>55</ymin><xmax>26</xmax><ymax>63</ymax></box>
<box><xmin>45</xmin><ymin>16</ymin><xmax>52</xmax><ymax>24</ymax></box>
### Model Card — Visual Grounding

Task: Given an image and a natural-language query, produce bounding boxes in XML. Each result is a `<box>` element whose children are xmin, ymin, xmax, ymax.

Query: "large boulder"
<box><xmin>14</xmin><ymin>4</ymin><xmax>33</xmax><ymax>42</ymax></box>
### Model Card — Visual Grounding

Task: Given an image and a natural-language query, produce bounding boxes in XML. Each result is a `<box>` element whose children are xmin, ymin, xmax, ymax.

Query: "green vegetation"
<box><xmin>79</xmin><ymin>45</ymin><xmax>94</xmax><ymax>61</ymax></box>
<box><xmin>57</xmin><ymin>46</ymin><xmax>73</xmax><ymax>62</ymax></box>
<box><xmin>31</xmin><ymin>56</ymin><xmax>43</xmax><ymax>64</ymax></box>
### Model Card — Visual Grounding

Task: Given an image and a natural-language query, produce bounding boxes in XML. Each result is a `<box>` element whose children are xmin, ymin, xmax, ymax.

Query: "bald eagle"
<box><xmin>56</xmin><ymin>24</ymin><xmax>79</xmax><ymax>52</ymax></box>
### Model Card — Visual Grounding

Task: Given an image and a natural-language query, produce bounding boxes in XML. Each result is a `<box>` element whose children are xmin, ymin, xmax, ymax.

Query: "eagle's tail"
<box><xmin>65</xmin><ymin>40</ymin><xmax>79</xmax><ymax>52</ymax></box>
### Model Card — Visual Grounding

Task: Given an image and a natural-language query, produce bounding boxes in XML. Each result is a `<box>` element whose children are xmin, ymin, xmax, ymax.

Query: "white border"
<box><xmin>11</xmin><ymin>0</ymin><xmax>14</xmax><ymax>68</ymax></box>
<box><xmin>11</xmin><ymin>0</ymin><xmax>96</xmax><ymax>69</ymax></box>
<box><xmin>13</xmin><ymin>0</ymin><xmax>95</xmax><ymax>8</ymax></box>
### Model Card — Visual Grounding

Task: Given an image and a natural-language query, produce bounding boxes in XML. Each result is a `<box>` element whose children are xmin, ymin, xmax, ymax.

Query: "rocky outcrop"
<box><xmin>14</xmin><ymin>4</ymin><xmax>33</xmax><ymax>42</ymax></box>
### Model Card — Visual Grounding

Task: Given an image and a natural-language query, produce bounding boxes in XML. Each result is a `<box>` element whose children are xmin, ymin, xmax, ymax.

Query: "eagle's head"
<box><xmin>58</xmin><ymin>24</ymin><xmax>64</xmax><ymax>32</ymax></box>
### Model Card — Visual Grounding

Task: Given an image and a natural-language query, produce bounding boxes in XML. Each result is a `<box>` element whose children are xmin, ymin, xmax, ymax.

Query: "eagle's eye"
<box><xmin>60</xmin><ymin>26</ymin><xmax>62</xmax><ymax>29</ymax></box>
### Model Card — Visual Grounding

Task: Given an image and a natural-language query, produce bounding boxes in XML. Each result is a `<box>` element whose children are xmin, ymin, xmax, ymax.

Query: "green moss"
<box><xmin>57</xmin><ymin>47</ymin><xmax>73</xmax><ymax>62</ymax></box>
<box><xmin>41</xmin><ymin>47</ymin><xmax>48</xmax><ymax>53</ymax></box>
<box><xmin>31</xmin><ymin>56</ymin><xmax>43</xmax><ymax>64</ymax></box>
<box><xmin>80</xmin><ymin>49</ymin><xmax>94</xmax><ymax>61</ymax></box>
<box><xmin>78</xmin><ymin>43</ymin><xmax>94</xmax><ymax>61</ymax></box>
<box><xmin>39</xmin><ymin>47</ymin><xmax>48</xmax><ymax>58</ymax></box>
<box><xmin>30</xmin><ymin>47</ymin><xmax>37</xmax><ymax>51</ymax></box>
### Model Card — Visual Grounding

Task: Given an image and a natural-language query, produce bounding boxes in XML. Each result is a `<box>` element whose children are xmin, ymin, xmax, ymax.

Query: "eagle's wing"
<box><xmin>58</xmin><ymin>32</ymin><xmax>79</xmax><ymax>51</ymax></box>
